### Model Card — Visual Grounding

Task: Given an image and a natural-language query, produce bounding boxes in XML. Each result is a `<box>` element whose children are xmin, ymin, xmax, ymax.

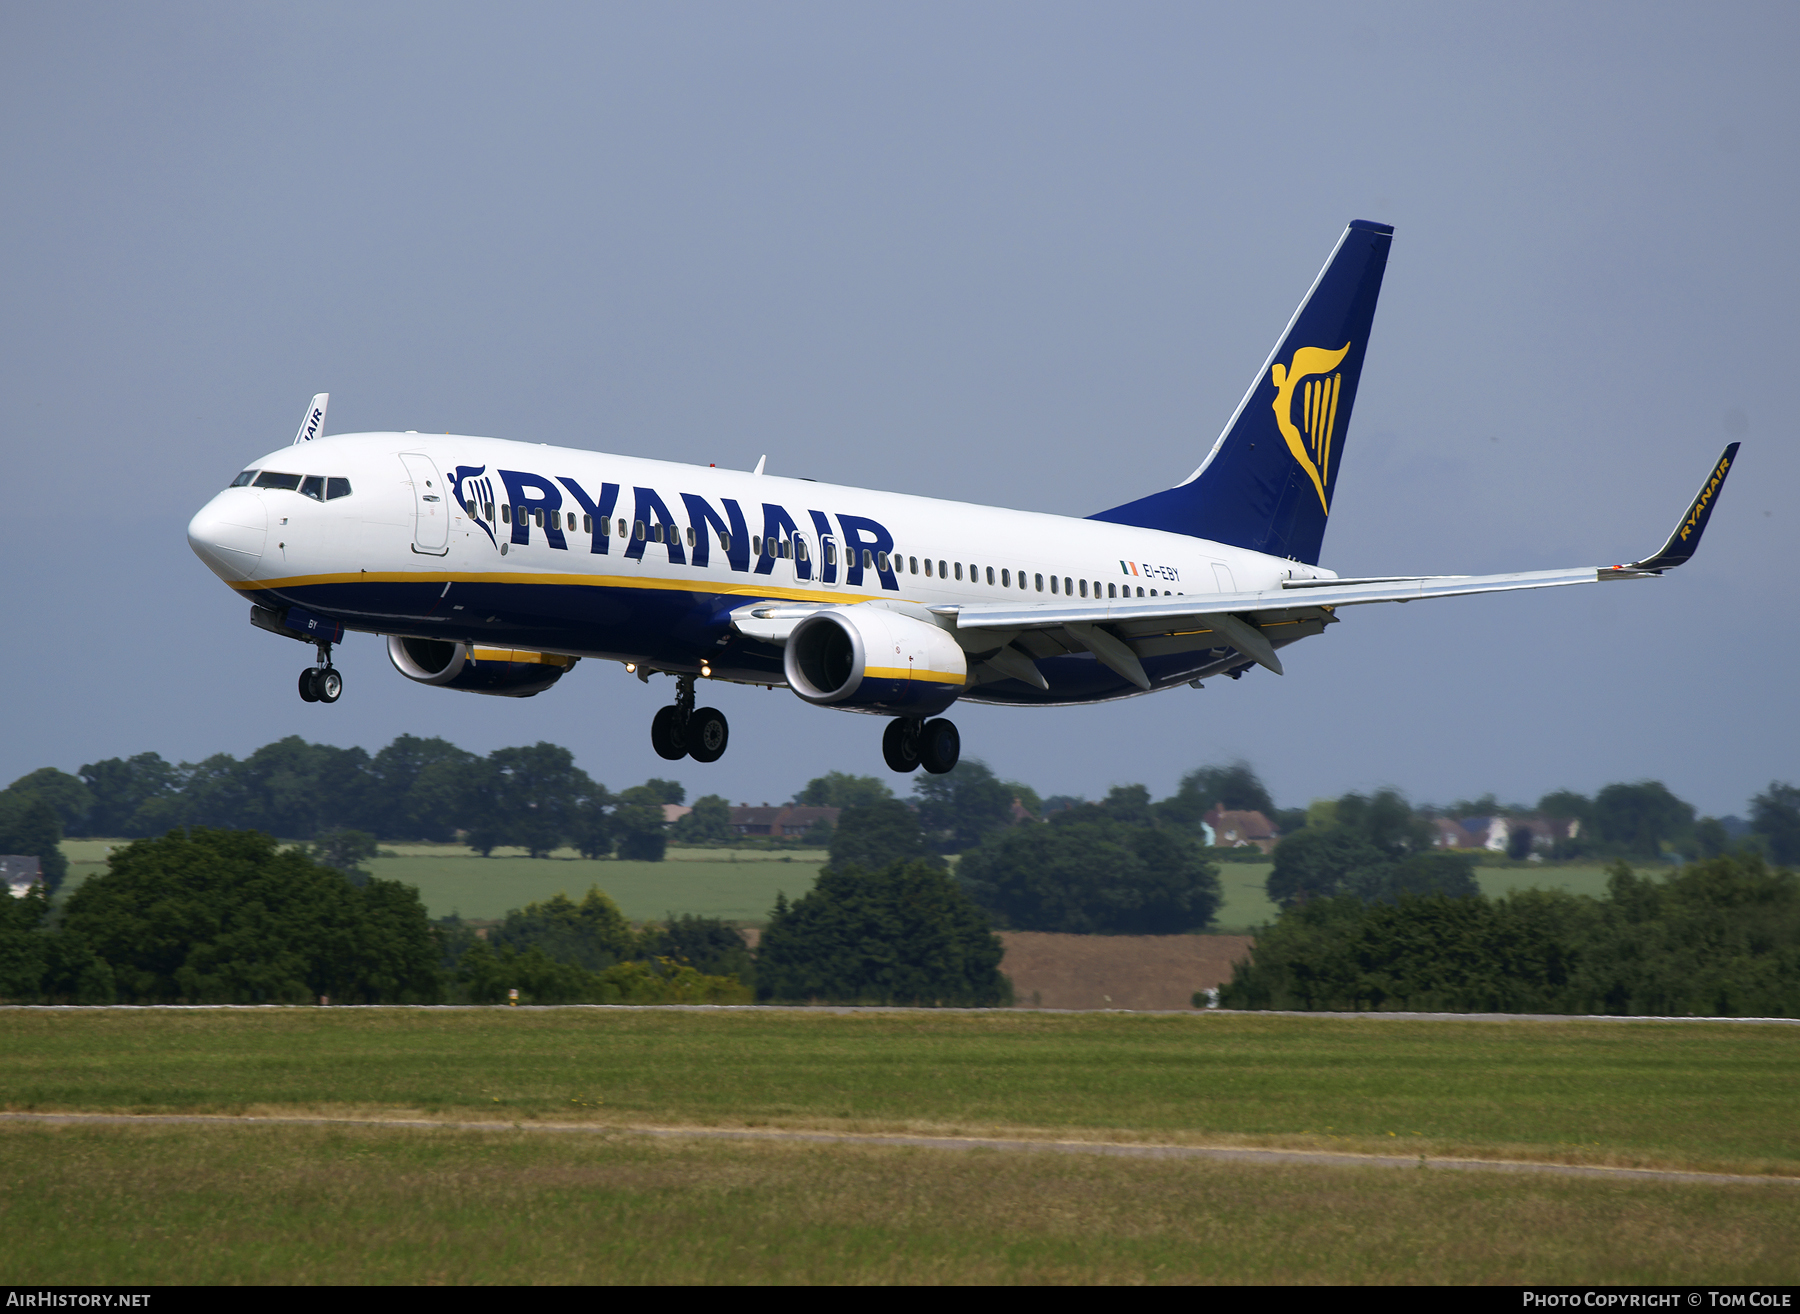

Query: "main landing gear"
<box><xmin>297</xmin><ymin>642</ymin><xmax>342</xmax><ymax>704</ymax></box>
<box><xmin>883</xmin><ymin>716</ymin><xmax>959</xmax><ymax>775</ymax></box>
<box><xmin>651</xmin><ymin>674</ymin><xmax>730</xmax><ymax>763</ymax></box>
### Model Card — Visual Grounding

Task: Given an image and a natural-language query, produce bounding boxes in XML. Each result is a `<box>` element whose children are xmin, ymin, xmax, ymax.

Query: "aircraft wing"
<box><xmin>732</xmin><ymin>445</ymin><xmax>1737</xmax><ymax>691</ymax></box>
<box><xmin>937</xmin><ymin>444</ymin><xmax>1740</xmax><ymax>689</ymax></box>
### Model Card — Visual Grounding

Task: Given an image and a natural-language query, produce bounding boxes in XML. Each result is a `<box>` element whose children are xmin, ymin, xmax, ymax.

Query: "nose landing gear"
<box><xmin>650</xmin><ymin>674</ymin><xmax>730</xmax><ymax>762</ymax></box>
<box><xmin>883</xmin><ymin>716</ymin><xmax>959</xmax><ymax>774</ymax></box>
<box><xmin>297</xmin><ymin>642</ymin><xmax>342</xmax><ymax>704</ymax></box>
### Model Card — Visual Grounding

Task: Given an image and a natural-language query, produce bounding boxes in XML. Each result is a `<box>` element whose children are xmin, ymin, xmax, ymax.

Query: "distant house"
<box><xmin>1435</xmin><ymin>815</ymin><xmax>1579</xmax><ymax>854</ymax></box>
<box><xmin>1460</xmin><ymin>818</ymin><xmax>1510</xmax><ymax>852</ymax></box>
<box><xmin>728</xmin><ymin>804</ymin><xmax>840</xmax><ymax>837</ymax></box>
<box><xmin>1203</xmin><ymin>807</ymin><xmax>1279</xmax><ymax>854</ymax></box>
<box><xmin>1432</xmin><ymin>818</ymin><xmax>1481</xmax><ymax>850</ymax></box>
<box><xmin>660</xmin><ymin>804</ymin><xmax>693</xmax><ymax>825</ymax></box>
<box><xmin>1</xmin><ymin>855</ymin><xmax>41</xmax><ymax>898</ymax></box>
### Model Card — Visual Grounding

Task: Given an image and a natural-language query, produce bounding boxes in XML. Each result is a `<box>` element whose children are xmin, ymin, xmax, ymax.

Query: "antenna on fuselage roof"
<box><xmin>292</xmin><ymin>393</ymin><xmax>329</xmax><ymax>445</ymax></box>
<box><xmin>752</xmin><ymin>454</ymin><xmax>767</xmax><ymax>475</ymax></box>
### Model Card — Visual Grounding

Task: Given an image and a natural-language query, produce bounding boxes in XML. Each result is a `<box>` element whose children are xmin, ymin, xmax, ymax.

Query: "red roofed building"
<box><xmin>1203</xmin><ymin>807</ymin><xmax>1280</xmax><ymax>854</ymax></box>
<box><xmin>728</xmin><ymin>805</ymin><xmax>840</xmax><ymax>837</ymax></box>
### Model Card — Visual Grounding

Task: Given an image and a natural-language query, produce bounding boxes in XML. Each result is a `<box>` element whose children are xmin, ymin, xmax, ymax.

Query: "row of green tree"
<box><xmin>4</xmin><ymin>737</ymin><xmax>693</xmax><ymax>855</ymax></box>
<box><xmin>6</xmin><ymin>738</ymin><xmax>1797</xmax><ymax>900</ymax></box>
<box><xmin>0</xmin><ymin>826</ymin><xmax>1011</xmax><ymax>1007</ymax></box>
<box><xmin>19</xmin><ymin>733</ymin><xmax>1799</xmax><ymax>861</ymax></box>
<box><xmin>1222</xmin><ymin>853</ymin><xmax>1799</xmax><ymax>1016</ymax></box>
<box><xmin>0</xmin><ymin>829</ymin><xmax>759</xmax><ymax>1005</ymax></box>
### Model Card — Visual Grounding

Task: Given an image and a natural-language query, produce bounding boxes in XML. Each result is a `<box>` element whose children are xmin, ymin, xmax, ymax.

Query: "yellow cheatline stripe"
<box><xmin>228</xmin><ymin>569</ymin><xmax>883</xmax><ymax>608</ymax></box>
<box><xmin>865</xmin><ymin>666</ymin><xmax>966</xmax><ymax>685</ymax></box>
<box><xmin>470</xmin><ymin>648</ymin><xmax>577</xmax><ymax>667</ymax></box>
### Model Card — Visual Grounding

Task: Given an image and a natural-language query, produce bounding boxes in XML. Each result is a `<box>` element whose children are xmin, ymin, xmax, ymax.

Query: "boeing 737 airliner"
<box><xmin>187</xmin><ymin>221</ymin><xmax>1737</xmax><ymax>774</ymax></box>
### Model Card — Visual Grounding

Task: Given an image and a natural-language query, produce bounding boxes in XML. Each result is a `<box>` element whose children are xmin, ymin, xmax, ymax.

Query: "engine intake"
<box><xmin>386</xmin><ymin>635</ymin><xmax>577</xmax><ymax>698</ymax></box>
<box><xmin>784</xmin><ymin>607</ymin><xmax>966</xmax><ymax>716</ymax></box>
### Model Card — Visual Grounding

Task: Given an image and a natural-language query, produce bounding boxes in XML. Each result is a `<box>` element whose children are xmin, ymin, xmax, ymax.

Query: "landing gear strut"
<box><xmin>650</xmin><ymin>674</ymin><xmax>730</xmax><ymax>763</ymax></box>
<box><xmin>297</xmin><ymin>642</ymin><xmax>342</xmax><ymax>704</ymax></box>
<box><xmin>884</xmin><ymin>716</ymin><xmax>959</xmax><ymax>774</ymax></box>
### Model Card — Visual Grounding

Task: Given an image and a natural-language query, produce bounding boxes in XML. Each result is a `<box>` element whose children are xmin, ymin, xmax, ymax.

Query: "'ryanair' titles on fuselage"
<box><xmin>456</xmin><ymin>463</ymin><xmax>911</xmax><ymax>592</ymax></box>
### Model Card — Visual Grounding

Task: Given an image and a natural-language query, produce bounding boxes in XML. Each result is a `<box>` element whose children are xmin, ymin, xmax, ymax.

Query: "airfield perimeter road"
<box><xmin>8</xmin><ymin>1003</ymin><xmax>1800</xmax><ymax>1021</ymax></box>
<box><xmin>2</xmin><ymin>1110</ymin><xmax>1795</xmax><ymax>1187</ymax></box>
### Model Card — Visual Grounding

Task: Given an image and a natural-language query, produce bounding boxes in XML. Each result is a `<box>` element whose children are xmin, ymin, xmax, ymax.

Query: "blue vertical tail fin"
<box><xmin>1089</xmin><ymin>220</ymin><xmax>1394</xmax><ymax>564</ymax></box>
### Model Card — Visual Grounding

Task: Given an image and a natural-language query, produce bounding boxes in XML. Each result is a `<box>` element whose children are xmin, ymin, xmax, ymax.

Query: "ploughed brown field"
<box><xmin>737</xmin><ymin>928</ymin><xmax>1252</xmax><ymax>1009</ymax></box>
<box><xmin>999</xmin><ymin>932</ymin><xmax>1253</xmax><ymax>1010</ymax></box>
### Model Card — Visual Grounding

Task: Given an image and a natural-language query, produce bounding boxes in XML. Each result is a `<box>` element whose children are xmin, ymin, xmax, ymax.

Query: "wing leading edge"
<box><xmin>938</xmin><ymin>445</ymin><xmax>1741</xmax><ymax>689</ymax></box>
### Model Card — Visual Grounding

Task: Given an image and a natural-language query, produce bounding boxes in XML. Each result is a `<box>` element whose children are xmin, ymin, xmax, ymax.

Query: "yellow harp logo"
<box><xmin>1271</xmin><ymin>342</ymin><xmax>1351</xmax><ymax>513</ymax></box>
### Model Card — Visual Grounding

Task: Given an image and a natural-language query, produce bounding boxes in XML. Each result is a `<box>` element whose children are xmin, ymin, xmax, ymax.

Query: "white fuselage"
<box><xmin>188</xmin><ymin>431</ymin><xmax>1326</xmax><ymax>704</ymax></box>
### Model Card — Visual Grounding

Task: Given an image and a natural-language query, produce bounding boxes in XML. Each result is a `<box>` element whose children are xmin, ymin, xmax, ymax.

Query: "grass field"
<box><xmin>59</xmin><ymin>839</ymin><xmax>1626</xmax><ymax>930</ymax></box>
<box><xmin>3</xmin><ymin>1009</ymin><xmax>1793</xmax><ymax>1173</ymax></box>
<box><xmin>1200</xmin><ymin>861</ymin><xmax>1624</xmax><ymax>933</ymax></box>
<box><xmin>58</xmin><ymin>841</ymin><xmax>827</xmax><ymax>923</ymax></box>
<box><xmin>0</xmin><ymin>1000</ymin><xmax>1792</xmax><ymax>1281</ymax></box>
<box><xmin>4</xmin><ymin>1121</ymin><xmax>1793</xmax><ymax>1284</ymax></box>
<box><xmin>3</xmin><ymin>1009</ymin><xmax>1793</xmax><ymax>1283</ymax></box>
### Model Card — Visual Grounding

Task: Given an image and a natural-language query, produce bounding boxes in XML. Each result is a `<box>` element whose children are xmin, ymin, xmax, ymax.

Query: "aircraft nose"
<box><xmin>187</xmin><ymin>490</ymin><xmax>267</xmax><ymax>581</ymax></box>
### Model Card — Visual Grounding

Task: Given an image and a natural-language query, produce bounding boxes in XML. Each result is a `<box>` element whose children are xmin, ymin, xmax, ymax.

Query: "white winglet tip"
<box><xmin>292</xmin><ymin>393</ymin><xmax>329</xmax><ymax>445</ymax></box>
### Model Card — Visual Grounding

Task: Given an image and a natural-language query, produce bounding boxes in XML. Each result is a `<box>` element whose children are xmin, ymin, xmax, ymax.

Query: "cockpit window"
<box><xmin>326</xmin><ymin>477</ymin><xmax>352</xmax><ymax>500</ymax></box>
<box><xmin>301</xmin><ymin>476</ymin><xmax>326</xmax><ymax>501</ymax></box>
<box><xmin>252</xmin><ymin>471</ymin><xmax>303</xmax><ymax>491</ymax></box>
<box><xmin>230</xmin><ymin>470</ymin><xmax>258</xmax><ymax>487</ymax></box>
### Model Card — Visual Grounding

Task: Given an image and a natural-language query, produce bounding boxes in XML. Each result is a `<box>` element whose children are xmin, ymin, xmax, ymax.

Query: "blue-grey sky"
<box><xmin>2</xmin><ymin>2</ymin><xmax>1794</xmax><ymax>818</ymax></box>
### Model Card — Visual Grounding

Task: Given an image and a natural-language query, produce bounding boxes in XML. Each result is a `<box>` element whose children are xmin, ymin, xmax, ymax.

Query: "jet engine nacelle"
<box><xmin>386</xmin><ymin>635</ymin><xmax>576</xmax><ymax>698</ymax></box>
<box><xmin>783</xmin><ymin>606</ymin><xmax>967</xmax><ymax>716</ymax></box>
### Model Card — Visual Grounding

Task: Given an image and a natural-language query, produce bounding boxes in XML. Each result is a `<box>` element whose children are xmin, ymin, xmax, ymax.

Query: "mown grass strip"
<box><xmin>1</xmin><ymin>1122</ymin><xmax>1793</xmax><ymax>1285</ymax></box>
<box><xmin>1</xmin><ymin>1009</ymin><xmax>1794</xmax><ymax>1174</ymax></box>
<box><xmin>5</xmin><ymin>1110</ymin><xmax>1793</xmax><ymax>1186</ymax></box>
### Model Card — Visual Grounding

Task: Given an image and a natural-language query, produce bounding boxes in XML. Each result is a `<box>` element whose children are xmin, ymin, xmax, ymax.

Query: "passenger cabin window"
<box><xmin>876</xmin><ymin>550</ymin><xmax>889</xmax><ymax>572</ymax></box>
<box><xmin>823</xmin><ymin>540</ymin><xmax>835</xmax><ymax>565</ymax></box>
<box><xmin>617</xmin><ymin>518</ymin><xmax>628</xmax><ymax>538</ymax></box>
<box><xmin>909</xmin><ymin>556</ymin><xmax>918</xmax><ymax>574</ymax></box>
<box><xmin>796</xmin><ymin>539</ymin><xmax>808</xmax><ymax>561</ymax></box>
<box><xmin>924</xmin><ymin>559</ymin><xmax>932</xmax><ymax>577</ymax></box>
<box><xmin>501</xmin><ymin>505</ymin><xmax>512</xmax><ymax>524</ymax></box>
<box><xmin>1079</xmin><ymin>579</ymin><xmax>1087</xmax><ymax>597</ymax></box>
<box><xmin>253</xmin><ymin>472</ymin><xmax>302</xmax><ymax>491</ymax></box>
<box><xmin>954</xmin><ymin>563</ymin><xmax>963</xmax><ymax>581</ymax></box>
<box><xmin>862</xmin><ymin>549</ymin><xmax>875</xmax><ymax>569</ymax></box>
<box><xmin>938</xmin><ymin>559</ymin><xmax>947</xmax><ymax>578</ymax></box>
<box><xmin>1035</xmin><ymin>573</ymin><xmax>1044</xmax><ymax>591</ymax></box>
<box><xmin>1108</xmin><ymin>583</ymin><xmax>1116</xmax><ymax>598</ymax></box>
<box><xmin>230</xmin><ymin>470</ymin><xmax>258</xmax><ymax>487</ymax></box>
<box><xmin>1050</xmin><ymin>576</ymin><xmax>1058</xmax><ymax>594</ymax></box>
<box><xmin>986</xmin><ymin>567</ymin><xmax>995</xmax><ymax>585</ymax></box>
<box><xmin>301</xmin><ymin>476</ymin><xmax>326</xmax><ymax>501</ymax></box>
